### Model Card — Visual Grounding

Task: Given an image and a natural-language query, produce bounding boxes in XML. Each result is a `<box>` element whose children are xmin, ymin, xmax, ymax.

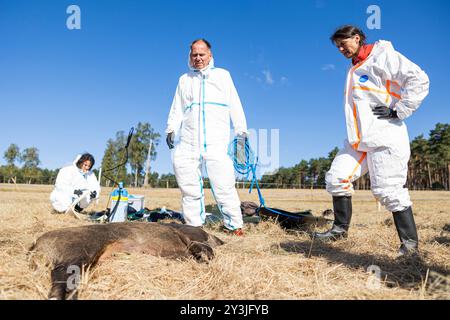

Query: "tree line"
<box><xmin>0</xmin><ymin>144</ymin><xmax>55</xmax><ymax>184</ymax></box>
<box><xmin>259</xmin><ymin>123</ymin><xmax>450</xmax><ymax>191</ymax></box>
<box><xmin>1</xmin><ymin>123</ymin><xmax>449</xmax><ymax>190</ymax></box>
<box><xmin>100</xmin><ymin>122</ymin><xmax>160</xmax><ymax>188</ymax></box>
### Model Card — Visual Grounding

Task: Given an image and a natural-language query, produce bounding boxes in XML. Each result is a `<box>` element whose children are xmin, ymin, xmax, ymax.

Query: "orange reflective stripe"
<box><xmin>348</xmin><ymin>68</ymin><xmax>403</xmax><ymax>149</ymax></box>
<box><xmin>386</xmin><ymin>80</ymin><xmax>391</xmax><ymax>103</ymax></box>
<box><xmin>347</xmin><ymin>59</ymin><xmax>369</xmax><ymax>151</ymax></box>
<box><xmin>353</xmin><ymin>85</ymin><xmax>390</xmax><ymax>104</ymax></box>
<box><xmin>352</xmin><ymin>85</ymin><xmax>388</xmax><ymax>95</ymax></box>
<box><xmin>352</xmin><ymin>81</ymin><xmax>402</xmax><ymax>103</ymax></box>
<box><xmin>386</xmin><ymin>80</ymin><xmax>401</xmax><ymax>99</ymax></box>
<box><xmin>351</xmin><ymin>102</ymin><xmax>361</xmax><ymax>149</ymax></box>
<box><xmin>340</xmin><ymin>152</ymin><xmax>366</xmax><ymax>189</ymax></box>
<box><xmin>347</xmin><ymin>59</ymin><xmax>369</xmax><ymax>99</ymax></box>
<box><xmin>353</xmin><ymin>84</ymin><xmax>401</xmax><ymax>101</ymax></box>
<box><xmin>346</xmin><ymin>152</ymin><xmax>367</xmax><ymax>181</ymax></box>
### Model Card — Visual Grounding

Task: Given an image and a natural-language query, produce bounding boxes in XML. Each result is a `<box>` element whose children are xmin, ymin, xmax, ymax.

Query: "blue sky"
<box><xmin>0</xmin><ymin>0</ymin><xmax>449</xmax><ymax>175</ymax></box>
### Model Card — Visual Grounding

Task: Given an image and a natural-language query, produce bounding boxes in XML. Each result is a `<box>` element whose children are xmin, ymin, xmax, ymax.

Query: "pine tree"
<box><xmin>129</xmin><ymin>122</ymin><xmax>160</xmax><ymax>187</ymax></box>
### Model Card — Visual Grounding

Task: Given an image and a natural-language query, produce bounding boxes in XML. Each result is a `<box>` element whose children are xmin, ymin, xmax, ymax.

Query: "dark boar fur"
<box><xmin>28</xmin><ymin>222</ymin><xmax>224</xmax><ymax>300</ymax></box>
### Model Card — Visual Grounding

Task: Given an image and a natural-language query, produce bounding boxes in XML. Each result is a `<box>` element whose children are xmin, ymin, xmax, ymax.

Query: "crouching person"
<box><xmin>50</xmin><ymin>153</ymin><xmax>101</xmax><ymax>213</ymax></box>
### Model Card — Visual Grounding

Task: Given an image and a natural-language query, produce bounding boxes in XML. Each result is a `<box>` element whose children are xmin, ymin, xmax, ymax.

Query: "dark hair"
<box><xmin>76</xmin><ymin>153</ymin><xmax>95</xmax><ymax>170</ymax></box>
<box><xmin>330</xmin><ymin>25</ymin><xmax>366</xmax><ymax>46</ymax></box>
<box><xmin>190</xmin><ymin>38</ymin><xmax>212</xmax><ymax>50</ymax></box>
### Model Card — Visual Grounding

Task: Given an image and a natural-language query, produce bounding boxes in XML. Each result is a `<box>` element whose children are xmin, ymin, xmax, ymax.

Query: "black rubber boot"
<box><xmin>314</xmin><ymin>196</ymin><xmax>352</xmax><ymax>241</ymax></box>
<box><xmin>74</xmin><ymin>204</ymin><xmax>83</xmax><ymax>213</ymax></box>
<box><xmin>393</xmin><ymin>206</ymin><xmax>419</xmax><ymax>256</ymax></box>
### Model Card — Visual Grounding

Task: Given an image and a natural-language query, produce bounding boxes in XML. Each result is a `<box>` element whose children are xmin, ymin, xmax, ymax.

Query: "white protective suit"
<box><xmin>50</xmin><ymin>155</ymin><xmax>101</xmax><ymax>212</ymax></box>
<box><xmin>166</xmin><ymin>58</ymin><xmax>248</xmax><ymax>230</ymax></box>
<box><xmin>326</xmin><ymin>40</ymin><xmax>429</xmax><ymax>212</ymax></box>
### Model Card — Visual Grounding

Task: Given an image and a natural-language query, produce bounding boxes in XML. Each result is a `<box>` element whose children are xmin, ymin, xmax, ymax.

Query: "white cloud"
<box><xmin>246</xmin><ymin>70</ymin><xmax>288</xmax><ymax>86</ymax></box>
<box><xmin>321</xmin><ymin>64</ymin><xmax>336</xmax><ymax>71</ymax></box>
<box><xmin>262</xmin><ymin>70</ymin><xmax>274</xmax><ymax>85</ymax></box>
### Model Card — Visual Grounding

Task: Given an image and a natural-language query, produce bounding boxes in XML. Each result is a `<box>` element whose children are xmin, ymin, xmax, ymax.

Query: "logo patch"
<box><xmin>359</xmin><ymin>75</ymin><xmax>369</xmax><ymax>83</ymax></box>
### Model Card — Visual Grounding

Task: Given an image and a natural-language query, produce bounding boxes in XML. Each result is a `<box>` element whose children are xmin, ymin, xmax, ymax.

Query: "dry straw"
<box><xmin>0</xmin><ymin>185</ymin><xmax>449</xmax><ymax>300</ymax></box>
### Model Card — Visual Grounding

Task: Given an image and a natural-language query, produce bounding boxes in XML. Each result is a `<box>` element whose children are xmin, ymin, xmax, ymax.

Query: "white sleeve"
<box><xmin>166</xmin><ymin>79</ymin><xmax>184</xmax><ymax>134</ymax></box>
<box><xmin>386</xmin><ymin>49</ymin><xmax>430</xmax><ymax>120</ymax></box>
<box><xmin>88</xmin><ymin>173</ymin><xmax>101</xmax><ymax>198</ymax></box>
<box><xmin>54</xmin><ymin>167</ymin><xmax>75</xmax><ymax>195</ymax></box>
<box><xmin>227</xmin><ymin>72</ymin><xmax>248</xmax><ymax>136</ymax></box>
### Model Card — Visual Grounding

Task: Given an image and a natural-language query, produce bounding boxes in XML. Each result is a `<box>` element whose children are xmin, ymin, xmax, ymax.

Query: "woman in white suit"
<box><xmin>50</xmin><ymin>153</ymin><xmax>100</xmax><ymax>213</ymax></box>
<box><xmin>315</xmin><ymin>25</ymin><xmax>430</xmax><ymax>256</ymax></box>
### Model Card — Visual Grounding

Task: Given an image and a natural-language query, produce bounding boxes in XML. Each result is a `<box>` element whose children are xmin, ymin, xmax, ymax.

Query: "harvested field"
<box><xmin>0</xmin><ymin>184</ymin><xmax>449</xmax><ymax>300</ymax></box>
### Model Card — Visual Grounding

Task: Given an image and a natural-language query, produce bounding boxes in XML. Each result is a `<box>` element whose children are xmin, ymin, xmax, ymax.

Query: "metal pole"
<box><xmin>143</xmin><ymin>139</ymin><xmax>153</xmax><ymax>188</ymax></box>
<box><xmin>96</xmin><ymin>167</ymin><xmax>102</xmax><ymax>205</ymax></box>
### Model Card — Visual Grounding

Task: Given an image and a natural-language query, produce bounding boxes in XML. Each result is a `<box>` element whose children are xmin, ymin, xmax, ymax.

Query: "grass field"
<box><xmin>0</xmin><ymin>184</ymin><xmax>449</xmax><ymax>300</ymax></box>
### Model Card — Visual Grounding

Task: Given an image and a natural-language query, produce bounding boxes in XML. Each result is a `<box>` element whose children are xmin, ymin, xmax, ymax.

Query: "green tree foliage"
<box><xmin>1</xmin><ymin>123</ymin><xmax>448</xmax><ymax>189</ymax></box>
<box><xmin>258</xmin><ymin>147</ymin><xmax>339</xmax><ymax>189</ymax></box>
<box><xmin>99</xmin><ymin>123</ymin><xmax>161</xmax><ymax>187</ymax></box>
<box><xmin>41</xmin><ymin>168</ymin><xmax>58</xmax><ymax>185</ymax></box>
<box><xmin>20</xmin><ymin>147</ymin><xmax>41</xmax><ymax>184</ymax></box>
<box><xmin>147</xmin><ymin>172</ymin><xmax>160</xmax><ymax>187</ymax></box>
<box><xmin>4</xmin><ymin>143</ymin><xmax>20</xmax><ymax>166</ymax></box>
<box><xmin>409</xmin><ymin>123</ymin><xmax>450</xmax><ymax>190</ymax></box>
<box><xmin>3</xmin><ymin>143</ymin><xmax>21</xmax><ymax>181</ymax></box>
<box><xmin>100</xmin><ymin>139</ymin><xmax>117</xmax><ymax>187</ymax></box>
<box><xmin>409</xmin><ymin>134</ymin><xmax>431</xmax><ymax>188</ymax></box>
<box><xmin>22</xmin><ymin>147</ymin><xmax>40</xmax><ymax>183</ymax></box>
<box><xmin>129</xmin><ymin>122</ymin><xmax>161</xmax><ymax>187</ymax></box>
<box><xmin>100</xmin><ymin>132</ymin><xmax>128</xmax><ymax>187</ymax></box>
<box><xmin>155</xmin><ymin>173</ymin><xmax>178</xmax><ymax>188</ymax></box>
<box><xmin>21</xmin><ymin>147</ymin><xmax>40</xmax><ymax>168</ymax></box>
<box><xmin>259</xmin><ymin>123</ymin><xmax>450</xmax><ymax>190</ymax></box>
<box><xmin>294</xmin><ymin>160</ymin><xmax>309</xmax><ymax>187</ymax></box>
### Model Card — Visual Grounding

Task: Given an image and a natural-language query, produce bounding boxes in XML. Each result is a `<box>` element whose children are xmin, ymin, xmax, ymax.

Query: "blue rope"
<box><xmin>228</xmin><ymin>137</ymin><xmax>314</xmax><ymax>220</ymax></box>
<box><xmin>228</xmin><ymin>136</ymin><xmax>265</xmax><ymax>207</ymax></box>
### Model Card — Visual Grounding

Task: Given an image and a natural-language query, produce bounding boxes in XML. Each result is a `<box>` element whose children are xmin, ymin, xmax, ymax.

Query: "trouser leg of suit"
<box><xmin>323</xmin><ymin>141</ymin><xmax>367</xmax><ymax>239</ymax></box>
<box><xmin>50</xmin><ymin>191</ymin><xmax>72</xmax><ymax>213</ymax></box>
<box><xmin>78</xmin><ymin>196</ymin><xmax>93</xmax><ymax>210</ymax></box>
<box><xmin>368</xmin><ymin>145</ymin><xmax>416</xmax><ymax>253</ymax></box>
<box><xmin>204</xmin><ymin>149</ymin><xmax>243</xmax><ymax>230</ymax></box>
<box><xmin>367</xmin><ymin>145</ymin><xmax>412</xmax><ymax>212</ymax></box>
<box><xmin>173</xmin><ymin>145</ymin><xmax>206</xmax><ymax>227</ymax></box>
<box><xmin>327</xmin><ymin>140</ymin><xmax>412</xmax><ymax>212</ymax></box>
<box><xmin>326</xmin><ymin>140</ymin><xmax>369</xmax><ymax>196</ymax></box>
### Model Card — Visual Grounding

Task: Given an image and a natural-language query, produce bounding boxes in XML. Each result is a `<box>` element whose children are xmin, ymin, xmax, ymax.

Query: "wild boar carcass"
<box><xmin>29</xmin><ymin>222</ymin><xmax>224</xmax><ymax>300</ymax></box>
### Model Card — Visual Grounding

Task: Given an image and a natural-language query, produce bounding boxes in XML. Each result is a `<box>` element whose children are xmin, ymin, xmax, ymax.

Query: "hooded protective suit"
<box><xmin>50</xmin><ymin>155</ymin><xmax>101</xmax><ymax>212</ymax></box>
<box><xmin>326</xmin><ymin>40</ymin><xmax>429</xmax><ymax>212</ymax></box>
<box><xmin>166</xmin><ymin>58</ymin><xmax>247</xmax><ymax>230</ymax></box>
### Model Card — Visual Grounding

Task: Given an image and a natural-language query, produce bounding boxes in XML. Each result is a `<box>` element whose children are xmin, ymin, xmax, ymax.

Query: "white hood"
<box><xmin>72</xmin><ymin>154</ymin><xmax>82</xmax><ymax>166</ymax></box>
<box><xmin>71</xmin><ymin>154</ymin><xmax>94</xmax><ymax>173</ymax></box>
